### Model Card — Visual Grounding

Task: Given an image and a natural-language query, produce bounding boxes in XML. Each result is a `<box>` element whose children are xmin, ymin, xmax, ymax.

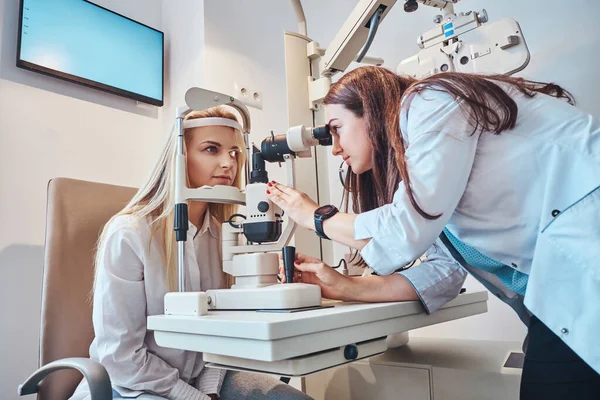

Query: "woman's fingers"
<box><xmin>278</xmin><ymin>253</ymin><xmax>333</xmax><ymax>285</ymax></box>
<box><xmin>294</xmin><ymin>270</ymin><xmax>303</xmax><ymax>282</ymax></box>
<box><xmin>269</xmin><ymin>182</ymin><xmax>308</xmax><ymax>206</ymax></box>
<box><xmin>279</xmin><ymin>266</ymin><xmax>305</xmax><ymax>283</ymax></box>
<box><xmin>279</xmin><ymin>252</ymin><xmax>320</xmax><ymax>264</ymax></box>
<box><xmin>267</xmin><ymin>182</ymin><xmax>290</xmax><ymax>200</ymax></box>
<box><xmin>279</xmin><ymin>260</ymin><xmax>302</xmax><ymax>279</ymax></box>
<box><xmin>294</xmin><ymin>261</ymin><xmax>325</xmax><ymax>274</ymax></box>
<box><xmin>267</xmin><ymin>189</ymin><xmax>286</xmax><ymax>208</ymax></box>
<box><xmin>294</xmin><ymin>253</ymin><xmax>322</xmax><ymax>264</ymax></box>
<box><xmin>269</xmin><ymin>181</ymin><xmax>296</xmax><ymax>196</ymax></box>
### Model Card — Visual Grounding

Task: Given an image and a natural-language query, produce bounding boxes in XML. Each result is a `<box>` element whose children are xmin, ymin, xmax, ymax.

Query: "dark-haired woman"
<box><xmin>267</xmin><ymin>66</ymin><xmax>600</xmax><ymax>399</ymax></box>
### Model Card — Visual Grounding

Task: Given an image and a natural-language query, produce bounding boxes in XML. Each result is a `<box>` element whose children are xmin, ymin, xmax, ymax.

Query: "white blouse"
<box><xmin>72</xmin><ymin>209</ymin><xmax>227</xmax><ymax>400</ymax></box>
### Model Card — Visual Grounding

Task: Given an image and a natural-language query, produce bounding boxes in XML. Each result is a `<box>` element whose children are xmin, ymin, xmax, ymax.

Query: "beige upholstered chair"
<box><xmin>18</xmin><ymin>178</ymin><xmax>136</xmax><ymax>400</ymax></box>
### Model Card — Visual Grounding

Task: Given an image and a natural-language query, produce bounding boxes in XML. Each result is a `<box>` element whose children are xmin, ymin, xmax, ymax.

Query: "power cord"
<box><xmin>227</xmin><ymin>213</ymin><xmax>246</xmax><ymax>228</ymax></box>
<box><xmin>331</xmin><ymin>258</ymin><xmax>348</xmax><ymax>275</ymax></box>
<box><xmin>370</xmin><ymin>260</ymin><xmax>417</xmax><ymax>276</ymax></box>
<box><xmin>338</xmin><ymin>160</ymin><xmax>347</xmax><ymax>188</ymax></box>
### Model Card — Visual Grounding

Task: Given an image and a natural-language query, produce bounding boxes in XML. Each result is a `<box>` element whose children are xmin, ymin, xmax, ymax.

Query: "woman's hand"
<box><xmin>279</xmin><ymin>253</ymin><xmax>419</xmax><ymax>303</ymax></box>
<box><xmin>266</xmin><ymin>182</ymin><xmax>319</xmax><ymax>231</ymax></box>
<box><xmin>280</xmin><ymin>253</ymin><xmax>352</xmax><ymax>300</ymax></box>
<box><xmin>267</xmin><ymin>182</ymin><xmax>369</xmax><ymax>251</ymax></box>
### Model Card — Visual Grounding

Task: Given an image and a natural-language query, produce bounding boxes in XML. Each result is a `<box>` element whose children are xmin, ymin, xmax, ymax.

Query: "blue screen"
<box><xmin>18</xmin><ymin>0</ymin><xmax>163</xmax><ymax>104</ymax></box>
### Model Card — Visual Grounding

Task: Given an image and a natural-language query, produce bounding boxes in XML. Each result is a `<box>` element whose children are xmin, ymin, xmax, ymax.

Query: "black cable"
<box><xmin>338</xmin><ymin>160</ymin><xmax>346</xmax><ymax>187</ymax></box>
<box><xmin>402</xmin><ymin>260</ymin><xmax>417</xmax><ymax>270</ymax></box>
<box><xmin>370</xmin><ymin>260</ymin><xmax>417</xmax><ymax>276</ymax></box>
<box><xmin>337</xmin><ymin>162</ymin><xmax>357</xmax><ymax>270</ymax></box>
<box><xmin>227</xmin><ymin>213</ymin><xmax>246</xmax><ymax>228</ymax></box>
<box><xmin>331</xmin><ymin>258</ymin><xmax>347</xmax><ymax>270</ymax></box>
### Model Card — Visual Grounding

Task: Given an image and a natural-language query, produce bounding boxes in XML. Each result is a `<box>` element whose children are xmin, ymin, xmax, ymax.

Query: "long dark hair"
<box><xmin>324</xmin><ymin>66</ymin><xmax>574</xmax><ymax>219</ymax></box>
<box><xmin>324</xmin><ymin>66</ymin><xmax>574</xmax><ymax>264</ymax></box>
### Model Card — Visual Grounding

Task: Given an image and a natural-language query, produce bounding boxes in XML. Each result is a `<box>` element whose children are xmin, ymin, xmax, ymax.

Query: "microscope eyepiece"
<box><xmin>259</xmin><ymin>125</ymin><xmax>332</xmax><ymax>164</ymax></box>
<box><xmin>313</xmin><ymin>125</ymin><xmax>332</xmax><ymax>146</ymax></box>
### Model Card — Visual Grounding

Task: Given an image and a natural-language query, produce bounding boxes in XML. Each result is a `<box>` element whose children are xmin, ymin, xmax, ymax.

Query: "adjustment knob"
<box><xmin>344</xmin><ymin>345</ymin><xmax>359</xmax><ymax>360</ymax></box>
<box><xmin>404</xmin><ymin>0</ymin><xmax>419</xmax><ymax>12</ymax></box>
<box><xmin>282</xmin><ymin>246</ymin><xmax>296</xmax><ymax>284</ymax></box>
<box><xmin>257</xmin><ymin>201</ymin><xmax>270</xmax><ymax>213</ymax></box>
<box><xmin>477</xmin><ymin>9</ymin><xmax>489</xmax><ymax>24</ymax></box>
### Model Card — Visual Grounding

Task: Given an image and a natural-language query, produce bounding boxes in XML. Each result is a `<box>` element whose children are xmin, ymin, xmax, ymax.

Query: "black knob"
<box><xmin>552</xmin><ymin>209</ymin><xmax>560</xmax><ymax>217</ymax></box>
<box><xmin>282</xmin><ymin>246</ymin><xmax>296</xmax><ymax>284</ymax></box>
<box><xmin>344</xmin><ymin>345</ymin><xmax>359</xmax><ymax>360</ymax></box>
<box><xmin>258</xmin><ymin>201</ymin><xmax>270</xmax><ymax>213</ymax></box>
<box><xmin>404</xmin><ymin>0</ymin><xmax>418</xmax><ymax>12</ymax></box>
<box><xmin>250</xmin><ymin>146</ymin><xmax>268</xmax><ymax>184</ymax></box>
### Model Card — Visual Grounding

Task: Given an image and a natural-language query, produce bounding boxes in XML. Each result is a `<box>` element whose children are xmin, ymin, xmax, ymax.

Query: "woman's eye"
<box><xmin>205</xmin><ymin>146</ymin><xmax>218</xmax><ymax>153</ymax></box>
<box><xmin>229</xmin><ymin>150</ymin><xmax>239</xmax><ymax>158</ymax></box>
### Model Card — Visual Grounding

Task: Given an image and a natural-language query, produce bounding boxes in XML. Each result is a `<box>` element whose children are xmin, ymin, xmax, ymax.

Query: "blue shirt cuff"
<box><xmin>398</xmin><ymin>264</ymin><xmax>466</xmax><ymax>314</ymax></box>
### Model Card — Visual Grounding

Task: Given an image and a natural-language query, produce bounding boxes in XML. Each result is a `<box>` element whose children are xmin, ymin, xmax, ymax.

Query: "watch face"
<box><xmin>316</xmin><ymin>205</ymin><xmax>336</xmax><ymax>216</ymax></box>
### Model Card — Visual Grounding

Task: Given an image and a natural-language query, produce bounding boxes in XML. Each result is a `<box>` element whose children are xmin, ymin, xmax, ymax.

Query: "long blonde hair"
<box><xmin>94</xmin><ymin>106</ymin><xmax>246</xmax><ymax>294</ymax></box>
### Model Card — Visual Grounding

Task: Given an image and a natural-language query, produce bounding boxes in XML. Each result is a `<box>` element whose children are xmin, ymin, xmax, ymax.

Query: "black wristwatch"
<box><xmin>314</xmin><ymin>205</ymin><xmax>338</xmax><ymax>240</ymax></box>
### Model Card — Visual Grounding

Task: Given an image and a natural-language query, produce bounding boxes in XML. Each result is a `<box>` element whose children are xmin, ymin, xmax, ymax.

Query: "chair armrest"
<box><xmin>18</xmin><ymin>357</ymin><xmax>112</xmax><ymax>400</ymax></box>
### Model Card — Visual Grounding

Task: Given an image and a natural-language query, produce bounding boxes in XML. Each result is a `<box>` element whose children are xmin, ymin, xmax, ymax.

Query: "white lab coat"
<box><xmin>355</xmin><ymin>86</ymin><xmax>600</xmax><ymax>372</ymax></box>
<box><xmin>71</xmin><ymin>210</ymin><xmax>227</xmax><ymax>400</ymax></box>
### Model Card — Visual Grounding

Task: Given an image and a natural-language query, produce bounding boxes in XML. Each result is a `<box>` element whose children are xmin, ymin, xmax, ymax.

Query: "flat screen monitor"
<box><xmin>17</xmin><ymin>0</ymin><xmax>164</xmax><ymax>106</ymax></box>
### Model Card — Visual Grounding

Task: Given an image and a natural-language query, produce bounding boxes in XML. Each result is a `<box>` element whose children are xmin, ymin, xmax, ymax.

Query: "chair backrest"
<box><xmin>38</xmin><ymin>178</ymin><xmax>136</xmax><ymax>400</ymax></box>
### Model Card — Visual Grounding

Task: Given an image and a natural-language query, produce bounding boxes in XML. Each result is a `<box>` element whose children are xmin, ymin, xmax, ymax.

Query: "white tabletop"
<box><xmin>148</xmin><ymin>291</ymin><xmax>488</xmax><ymax>340</ymax></box>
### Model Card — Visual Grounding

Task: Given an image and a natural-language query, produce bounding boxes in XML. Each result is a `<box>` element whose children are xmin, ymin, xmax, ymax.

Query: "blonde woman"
<box><xmin>71</xmin><ymin>107</ymin><xmax>312</xmax><ymax>400</ymax></box>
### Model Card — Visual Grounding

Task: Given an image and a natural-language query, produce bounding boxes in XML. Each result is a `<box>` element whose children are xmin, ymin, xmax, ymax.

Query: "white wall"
<box><xmin>2</xmin><ymin>1</ymin><xmax>595</xmax><ymax>395</ymax></box>
<box><xmin>204</xmin><ymin>0</ymin><xmax>600</xmax><ymax>344</ymax></box>
<box><xmin>0</xmin><ymin>0</ymin><xmax>164</xmax><ymax>398</ymax></box>
<box><xmin>203</xmin><ymin>0</ymin><xmax>299</xmax><ymax>183</ymax></box>
<box><xmin>161</xmin><ymin>0</ymin><xmax>205</xmax><ymax>131</ymax></box>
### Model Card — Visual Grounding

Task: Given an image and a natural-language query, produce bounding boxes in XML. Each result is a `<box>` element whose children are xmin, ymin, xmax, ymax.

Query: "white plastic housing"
<box><xmin>164</xmin><ymin>292</ymin><xmax>209</xmax><ymax>316</ymax></box>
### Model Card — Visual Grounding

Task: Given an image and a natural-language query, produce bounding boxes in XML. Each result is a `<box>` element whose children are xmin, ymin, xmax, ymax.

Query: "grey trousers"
<box><xmin>108</xmin><ymin>371</ymin><xmax>312</xmax><ymax>400</ymax></box>
<box><xmin>220</xmin><ymin>372</ymin><xmax>312</xmax><ymax>400</ymax></box>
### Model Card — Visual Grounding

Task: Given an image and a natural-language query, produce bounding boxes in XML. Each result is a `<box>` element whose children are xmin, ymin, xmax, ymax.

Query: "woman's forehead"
<box><xmin>188</xmin><ymin>125</ymin><xmax>239</xmax><ymax>145</ymax></box>
<box><xmin>325</xmin><ymin>104</ymin><xmax>353</xmax><ymax>122</ymax></box>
